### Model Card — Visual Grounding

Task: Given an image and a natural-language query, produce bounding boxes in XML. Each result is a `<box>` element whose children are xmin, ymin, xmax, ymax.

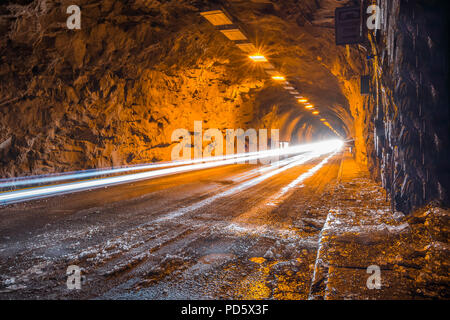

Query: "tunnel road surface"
<box><xmin>0</xmin><ymin>152</ymin><xmax>343</xmax><ymax>299</ymax></box>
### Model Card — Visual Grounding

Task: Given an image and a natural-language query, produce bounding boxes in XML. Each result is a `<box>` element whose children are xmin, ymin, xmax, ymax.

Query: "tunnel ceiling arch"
<box><xmin>203</xmin><ymin>0</ymin><xmax>361</xmax><ymax>141</ymax></box>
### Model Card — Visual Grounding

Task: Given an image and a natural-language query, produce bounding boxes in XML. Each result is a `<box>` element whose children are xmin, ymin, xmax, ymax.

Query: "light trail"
<box><xmin>0</xmin><ymin>147</ymin><xmax>282</xmax><ymax>189</ymax></box>
<box><xmin>0</xmin><ymin>150</ymin><xmax>259</xmax><ymax>189</ymax></box>
<box><xmin>156</xmin><ymin>141</ymin><xmax>343</xmax><ymax>222</ymax></box>
<box><xmin>0</xmin><ymin>139</ymin><xmax>343</xmax><ymax>205</ymax></box>
<box><xmin>0</xmin><ymin>139</ymin><xmax>341</xmax><ymax>190</ymax></box>
<box><xmin>272</xmin><ymin>151</ymin><xmax>337</xmax><ymax>200</ymax></box>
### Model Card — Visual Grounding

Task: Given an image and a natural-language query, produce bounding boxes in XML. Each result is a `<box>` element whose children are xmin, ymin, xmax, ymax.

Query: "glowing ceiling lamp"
<box><xmin>298</xmin><ymin>98</ymin><xmax>308</xmax><ymax>103</ymax></box>
<box><xmin>305</xmin><ymin>104</ymin><xmax>314</xmax><ymax>109</ymax></box>
<box><xmin>249</xmin><ymin>55</ymin><xmax>268</xmax><ymax>62</ymax></box>
<box><xmin>320</xmin><ymin>118</ymin><xmax>326</xmax><ymax>121</ymax></box>
<box><xmin>272</xmin><ymin>75</ymin><xmax>286</xmax><ymax>81</ymax></box>
<box><xmin>312</xmin><ymin>111</ymin><xmax>319</xmax><ymax>115</ymax></box>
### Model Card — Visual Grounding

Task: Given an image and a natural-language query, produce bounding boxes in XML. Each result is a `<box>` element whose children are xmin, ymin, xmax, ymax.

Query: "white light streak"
<box><xmin>156</xmin><ymin>141</ymin><xmax>343</xmax><ymax>222</ymax></box>
<box><xmin>274</xmin><ymin>151</ymin><xmax>337</xmax><ymax>200</ymax></box>
<box><xmin>0</xmin><ymin>139</ymin><xmax>343</xmax><ymax>205</ymax></box>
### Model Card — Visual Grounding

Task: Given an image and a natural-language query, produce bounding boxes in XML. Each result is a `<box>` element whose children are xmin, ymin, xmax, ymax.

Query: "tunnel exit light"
<box><xmin>249</xmin><ymin>55</ymin><xmax>268</xmax><ymax>62</ymax></box>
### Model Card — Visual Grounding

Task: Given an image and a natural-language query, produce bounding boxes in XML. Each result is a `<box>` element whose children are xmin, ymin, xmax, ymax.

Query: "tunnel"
<box><xmin>0</xmin><ymin>0</ymin><xmax>448</xmax><ymax>300</ymax></box>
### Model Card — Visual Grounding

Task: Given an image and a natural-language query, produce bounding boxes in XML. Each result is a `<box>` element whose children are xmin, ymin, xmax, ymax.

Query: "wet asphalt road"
<box><xmin>0</xmin><ymin>152</ymin><xmax>342</xmax><ymax>299</ymax></box>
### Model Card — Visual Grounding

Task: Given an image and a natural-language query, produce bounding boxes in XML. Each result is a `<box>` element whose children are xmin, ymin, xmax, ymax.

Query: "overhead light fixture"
<box><xmin>265</xmin><ymin>70</ymin><xmax>278</xmax><ymax>76</ymax></box>
<box><xmin>249</xmin><ymin>55</ymin><xmax>268</xmax><ymax>62</ymax></box>
<box><xmin>272</xmin><ymin>76</ymin><xmax>286</xmax><ymax>81</ymax></box>
<box><xmin>320</xmin><ymin>118</ymin><xmax>326</xmax><ymax>121</ymax></box>
<box><xmin>200</xmin><ymin>10</ymin><xmax>233</xmax><ymax>26</ymax></box>
<box><xmin>284</xmin><ymin>86</ymin><xmax>295</xmax><ymax>90</ymax></box>
<box><xmin>305</xmin><ymin>104</ymin><xmax>314</xmax><ymax>109</ymax></box>
<box><xmin>220</xmin><ymin>28</ymin><xmax>247</xmax><ymax>41</ymax></box>
<box><xmin>312</xmin><ymin>111</ymin><xmax>319</xmax><ymax>115</ymax></box>
<box><xmin>236</xmin><ymin>42</ymin><xmax>257</xmax><ymax>53</ymax></box>
<box><xmin>298</xmin><ymin>98</ymin><xmax>308</xmax><ymax>103</ymax></box>
<box><xmin>261</xmin><ymin>62</ymin><xmax>275</xmax><ymax>70</ymax></box>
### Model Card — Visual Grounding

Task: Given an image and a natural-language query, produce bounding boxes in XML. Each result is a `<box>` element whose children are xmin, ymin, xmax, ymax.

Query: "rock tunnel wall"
<box><xmin>364</xmin><ymin>0</ymin><xmax>449</xmax><ymax>213</ymax></box>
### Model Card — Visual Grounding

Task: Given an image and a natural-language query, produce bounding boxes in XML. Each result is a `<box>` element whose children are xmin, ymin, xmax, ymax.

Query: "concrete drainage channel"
<box><xmin>308</xmin><ymin>152</ymin><xmax>345</xmax><ymax>299</ymax></box>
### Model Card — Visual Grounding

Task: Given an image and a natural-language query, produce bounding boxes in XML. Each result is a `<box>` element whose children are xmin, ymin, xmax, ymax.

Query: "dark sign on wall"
<box><xmin>335</xmin><ymin>6</ymin><xmax>363</xmax><ymax>45</ymax></box>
